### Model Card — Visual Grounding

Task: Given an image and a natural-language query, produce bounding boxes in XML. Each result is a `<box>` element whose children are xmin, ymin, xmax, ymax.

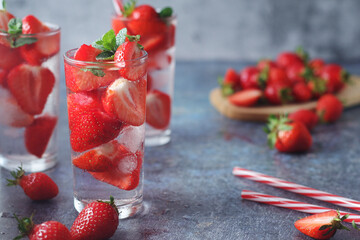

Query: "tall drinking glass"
<box><xmin>112</xmin><ymin>13</ymin><xmax>176</xmax><ymax>146</ymax></box>
<box><xmin>64</xmin><ymin>48</ymin><xmax>147</xmax><ymax>219</ymax></box>
<box><xmin>0</xmin><ymin>24</ymin><xmax>60</xmax><ymax>172</ymax></box>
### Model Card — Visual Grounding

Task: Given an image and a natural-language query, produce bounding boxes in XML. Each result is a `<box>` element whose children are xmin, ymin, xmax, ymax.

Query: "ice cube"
<box><xmin>118</xmin><ymin>125</ymin><xmax>144</xmax><ymax>153</ymax></box>
<box><xmin>117</xmin><ymin>154</ymin><xmax>137</xmax><ymax>174</ymax></box>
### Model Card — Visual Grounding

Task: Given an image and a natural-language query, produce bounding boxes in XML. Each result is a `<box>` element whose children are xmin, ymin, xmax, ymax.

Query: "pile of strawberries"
<box><xmin>0</xmin><ymin>7</ymin><xmax>60</xmax><ymax>158</ymax></box>
<box><xmin>219</xmin><ymin>48</ymin><xmax>349</xmax><ymax>107</ymax></box>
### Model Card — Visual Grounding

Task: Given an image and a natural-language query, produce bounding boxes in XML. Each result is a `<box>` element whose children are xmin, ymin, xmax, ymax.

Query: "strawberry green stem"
<box><xmin>6</xmin><ymin>166</ymin><xmax>25</xmax><ymax>186</ymax></box>
<box><xmin>13</xmin><ymin>214</ymin><xmax>35</xmax><ymax>240</ymax></box>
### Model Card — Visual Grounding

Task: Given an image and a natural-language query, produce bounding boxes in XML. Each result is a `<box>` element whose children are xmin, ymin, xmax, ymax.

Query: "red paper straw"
<box><xmin>233</xmin><ymin>167</ymin><xmax>360</xmax><ymax>211</ymax></box>
<box><xmin>241</xmin><ymin>190</ymin><xmax>360</xmax><ymax>224</ymax></box>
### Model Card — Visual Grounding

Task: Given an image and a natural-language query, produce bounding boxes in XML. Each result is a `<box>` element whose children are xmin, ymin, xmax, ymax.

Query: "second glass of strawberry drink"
<box><xmin>64</xmin><ymin>28</ymin><xmax>147</xmax><ymax>218</ymax></box>
<box><xmin>0</xmin><ymin>7</ymin><xmax>60</xmax><ymax>172</ymax></box>
<box><xmin>112</xmin><ymin>1</ymin><xmax>176</xmax><ymax>146</ymax></box>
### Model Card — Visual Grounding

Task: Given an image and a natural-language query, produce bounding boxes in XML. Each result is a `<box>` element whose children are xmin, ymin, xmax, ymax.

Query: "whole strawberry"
<box><xmin>289</xmin><ymin>109</ymin><xmax>318</xmax><ymax>131</ymax></box>
<box><xmin>265</xmin><ymin>115</ymin><xmax>312</xmax><ymax>153</ymax></box>
<box><xmin>71</xmin><ymin>196</ymin><xmax>119</xmax><ymax>240</ymax></box>
<box><xmin>14</xmin><ymin>214</ymin><xmax>71</xmax><ymax>240</ymax></box>
<box><xmin>7</xmin><ymin>167</ymin><xmax>58</xmax><ymax>201</ymax></box>
<box><xmin>316</xmin><ymin>94</ymin><xmax>343</xmax><ymax>123</ymax></box>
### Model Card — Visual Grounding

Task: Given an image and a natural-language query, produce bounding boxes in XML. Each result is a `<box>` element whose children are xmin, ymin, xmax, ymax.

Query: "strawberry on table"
<box><xmin>228</xmin><ymin>89</ymin><xmax>262</xmax><ymax>107</ymax></box>
<box><xmin>7</xmin><ymin>64</ymin><xmax>55</xmax><ymax>115</ymax></box>
<box><xmin>265</xmin><ymin>115</ymin><xmax>312</xmax><ymax>153</ymax></box>
<box><xmin>316</xmin><ymin>94</ymin><xmax>343</xmax><ymax>123</ymax></box>
<box><xmin>7</xmin><ymin>166</ymin><xmax>58</xmax><ymax>201</ymax></box>
<box><xmin>264</xmin><ymin>83</ymin><xmax>293</xmax><ymax>105</ymax></box>
<box><xmin>294</xmin><ymin>210</ymin><xmax>349</xmax><ymax>240</ymax></box>
<box><xmin>71</xmin><ymin>196</ymin><xmax>119</xmax><ymax>240</ymax></box>
<box><xmin>24</xmin><ymin>115</ymin><xmax>57</xmax><ymax>158</ymax></box>
<box><xmin>292</xmin><ymin>82</ymin><xmax>312</xmax><ymax>102</ymax></box>
<box><xmin>146</xmin><ymin>89</ymin><xmax>171</xmax><ymax>129</ymax></box>
<box><xmin>67</xmin><ymin>92</ymin><xmax>122</xmax><ymax>152</ymax></box>
<box><xmin>288</xmin><ymin>109</ymin><xmax>318</xmax><ymax>131</ymax></box>
<box><xmin>14</xmin><ymin>214</ymin><xmax>71</xmax><ymax>240</ymax></box>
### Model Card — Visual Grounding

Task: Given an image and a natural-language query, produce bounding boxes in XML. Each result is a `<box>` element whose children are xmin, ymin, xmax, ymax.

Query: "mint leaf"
<box><xmin>11</xmin><ymin>37</ymin><xmax>37</xmax><ymax>48</ymax></box>
<box><xmin>92</xmin><ymin>38</ymin><xmax>107</xmax><ymax>51</ymax></box>
<box><xmin>8</xmin><ymin>18</ymin><xmax>22</xmax><ymax>35</ymax></box>
<box><xmin>159</xmin><ymin>7</ymin><xmax>173</xmax><ymax>18</ymax></box>
<box><xmin>82</xmin><ymin>68</ymin><xmax>105</xmax><ymax>77</ymax></box>
<box><xmin>96</xmin><ymin>51</ymin><xmax>114</xmax><ymax>61</ymax></box>
<box><xmin>115</xmin><ymin>28</ymin><xmax>127</xmax><ymax>47</ymax></box>
<box><xmin>102</xmin><ymin>29</ymin><xmax>117</xmax><ymax>51</ymax></box>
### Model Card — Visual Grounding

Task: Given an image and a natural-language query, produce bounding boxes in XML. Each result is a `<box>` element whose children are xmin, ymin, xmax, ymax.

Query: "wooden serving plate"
<box><xmin>209</xmin><ymin>75</ymin><xmax>360</xmax><ymax>122</ymax></box>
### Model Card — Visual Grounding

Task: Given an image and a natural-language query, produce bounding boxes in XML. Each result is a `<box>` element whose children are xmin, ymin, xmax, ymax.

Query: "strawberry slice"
<box><xmin>0</xmin><ymin>86</ymin><xmax>34</xmax><ymax>127</ymax></box>
<box><xmin>146</xmin><ymin>90</ymin><xmax>171</xmax><ymax>130</ymax></box>
<box><xmin>24</xmin><ymin>115</ymin><xmax>57</xmax><ymax>158</ymax></box>
<box><xmin>102</xmin><ymin>77</ymin><xmax>146</xmax><ymax>126</ymax></box>
<box><xmin>7</xmin><ymin>64</ymin><xmax>55</xmax><ymax>115</ymax></box>
<box><xmin>90</xmin><ymin>150</ymin><xmax>143</xmax><ymax>190</ymax></box>
<box><xmin>20</xmin><ymin>15</ymin><xmax>60</xmax><ymax>65</ymax></box>
<box><xmin>228</xmin><ymin>89</ymin><xmax>262</xmax><ymax>107</ymax></box>
<box><xmin>140</xmin><ymin>34</ymin><xmax>166</xmax><ymax>54</ymax></box>
<box><xmin>114</xmin><ymin>41</ymin><xmax>146</xmax><ymax>81</ymax></box>
<box><xmin>67</xmin><ymin>92</ymin><xmax>122</xmax><ymax>152</ymax></box>
<box><xmin>0</xmin><ymin>9</ymin><xmax>15</xmax><ymax>31</ymax></box>
<box><xmin>0</xmin><ymin>44</ymin><xmax>23</xmax><ymax>70</ymax></box>
<box><xmin>65</xmin><ymin>44</ymin><xmax>119</xmax><ymax>92</ymax></box>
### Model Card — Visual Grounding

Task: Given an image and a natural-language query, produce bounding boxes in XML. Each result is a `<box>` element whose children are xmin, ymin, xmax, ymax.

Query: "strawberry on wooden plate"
<box><xmin>102</xmin><ymin>77</ymin><xmax>146</xmax><ymax>126</ymax></box>
<box><xmin>264</xmin><ymin>83</ymin><xmax>293</xmax><ymax>105</ymax></box>
<box><xmin>292</xmin><ymin>82</ymin><xmax>312</xmax><ymax>103</ymax></box>
<box><xmin>288</xmin><ymin>109</ymin><xmax>318</xmax><ymax>131</ymax></box>
<box><xmin>276</xmin><ymin>51</ymin><xmax>303</xmax><ymax>69</ymax></box>
<box><xmin>146</xmin><ymin>89</ymin><xmax>171</xmax><ymax>129</ymax></box>
<box><xmin>7</xmin><ymin>64</ymin><xmax>55</xmax><ymax>115</ymax></box>
<box><xmin>25</xmin><ymin>115</ymin><xmax>57</xmax><ymax>158</ymax></box>
<box><xmin>228</xmin><ymin>89</ymin><xmax>262</xmax><ymax>107</ymax></box>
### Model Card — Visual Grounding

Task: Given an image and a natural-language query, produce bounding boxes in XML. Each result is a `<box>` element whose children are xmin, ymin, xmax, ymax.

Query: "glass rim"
<box><xmin>0</xmin><ymin>22</ymin><xmax>60</xmax><ymax>37</ymax></box>
<box><xmin>63</xmin><ymin>48</ymin><xmax>148</xmax><ymax>68</ymax></box>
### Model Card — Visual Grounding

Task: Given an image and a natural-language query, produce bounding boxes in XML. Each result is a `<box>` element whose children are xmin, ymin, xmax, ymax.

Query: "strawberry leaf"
<box><xmin>295</xmin><ymin>46</ymin><xmax>309</xmax><ymax>63</ymax></box>
<box><xmin>217</xmin><ymin>77</ymin><xmax>234</xmax><ymax>97</ymax></box>
<box><xmin>159</xmin><ymin>7</ymin><xmax>173</xmax><ymax>18</ymax></box>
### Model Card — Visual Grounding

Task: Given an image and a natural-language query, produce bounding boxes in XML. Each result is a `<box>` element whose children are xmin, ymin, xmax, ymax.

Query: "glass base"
<box><xmin>74</xmin><ymin>195</ymin><xmax>144</xmax><ymax>219</ymax></box>
<box><xmin>0</xmin><ymin>153</ymin><xmax>57</xmax><ymax>172</ymax></box>
<box><xmin>145</xmin><ymin>129</ymin><xmax>171</xmax><ymax>147</ymax></box>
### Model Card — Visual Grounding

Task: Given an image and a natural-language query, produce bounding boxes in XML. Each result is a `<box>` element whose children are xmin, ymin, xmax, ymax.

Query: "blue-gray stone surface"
<box><xmin>1</xmin><ymin>61</ymin><xmax>360</xmax><ymax>239</ymax></box>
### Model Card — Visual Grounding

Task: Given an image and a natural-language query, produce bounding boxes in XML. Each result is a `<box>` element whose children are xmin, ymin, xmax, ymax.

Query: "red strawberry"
<box><xmin>288</xmin><ymin>109</ymin><xmax>318</xmax><ymax>131</ymax></box>
<box><xmin>90</xmin><ymin>150</ymin><xmax>142</xmax><ymax>190</ymax></box>
<box><xmin>21</xmin><ymin>15</ymin><xmax>60</xmax><ymax>65</ymax></box>
<box><xmin>257</xmin><ymin>59</ymin><xmax>277</xmax><ymax>70</ymax></box>
<box><xmin>65</xmin><ymin>44</ymin><xmax>119</xmax><ymax>92</ymax></box>
<box><xmin>286</xmin><ymin>62</ymin><xmax>313</xmax><ymax>84</ymax></box>
<box><xmin>0</xmin><ymin>43</ymin><xmax>23</xmax><ymax>70</ymax></box>
<box><xmin>223</xmin><ymin>68</ymin><xmax>240</xmax><ymax>87</ymax></box>
<box><xmin>0</xmin><ymin>9</ymin><xmax>15</xmax><ymax>31</ymax></box>
<box><xmin>309</xmin><ymin>58</ymin><xmax>325</xmax><ymax>75</ymax></box>
<box><xmin>102</xmin><ymin>77</ymin><xmax>146</xmax><ymax>126</ymax></box>
<box><xmin>0</xmin><ymin>86</ymin><xmax>34</xmax><ymax>127</ymax></box>
<box><xmin>140</xmin><ymin>33</ymin><xmax>166</xmax><ymax>54</ymax></box>
<box><xmin>307</xmin><ymin>77</ymin><xmax>327</xmax><ymax>98</ymax></box>
<box><xmin>292</xmin><ymin>82</ymin><xmax>312</xmax><ymax>102</ymax></box>
<box><xmin>264</xmin><ymin>83</ymin><xmax>293</xmax><ymax>105</ymax></box>
<box><xmin>72</xmin><ymin>140</ymin><xmax>132</xmax><ymax>172</ymax></box>
<box><xmin>147</xmin><ymin>51</ymin><xmax>172</xmax><ymax>71</ymax></box>
<box><xmin>319</xmin><ymin>64</ymin><xmax>348</xmax><ymax>93</ymax></box>
<box><xmin>265</xmin><ymin>115</ymin><xmax>312</xmax><ymax>153</ymax></box>
<box><xmin>316</xmin><ymin>94</ymin><xmax>343</xmax><ymax>123</ymax></box>
<box><xmin>7</xmin><ymin>64</ymin><xmax>55</xmax><ymax>115</ymax></box>
<box><xmin>67</xmin><ymin>92</ymin><xmax>122</xmax><ymax>152</ymax></box>
<box><xmin>277</xmin><ymin>52</ymin><xmax>303</xmax><ymax>69</ymax></box>
<box><xmin>25</xmin><ymin>115</ymin><xmax>57</xmax><ymax>158</ymax></box>
<box><xmin>15</xmin><ymin>215</ymin><xmax>71</xmax><ymax>240</ymax></box>
<box><xmin>71</xmin><ymin>196</ymin><xmax>119</xmax><ymax>240</ymax></box>
<box><xmin>7</xmin><ymin>167</ymin><xmax>58</xmax><ymax>200</ymax></box>
<box><xmin>228</xmin><ymin>89</ymin><xmax>262</xmax><ymax>107</ymax></box>
<box><xmin>114</xmin><ymin>40</ymin><xmax>146</xmax><ymax>81</ymax></box>
<box><xmin>294</xmin><ymin>210</ymin><xmax>349</xmax><ymax>240</ymax></box>
<box><xmin>239</xmin><ymin>66</ymin><xmax>262</xmax><ymax>90</ymax></box>
<box><xmin>146</xmin><ymin>90</ymin><xmax>171</xmax><ymax>129</ymax></box>
<box><xmin>266</xmin><ymin>66</ymin><xmax>291</xmax><ymax>86</ymax></box>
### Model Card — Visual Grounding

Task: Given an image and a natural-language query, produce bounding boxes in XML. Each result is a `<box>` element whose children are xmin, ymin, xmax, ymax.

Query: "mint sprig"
<box><xmin>159</xmin><ymin>7</ymin><xmax>173</xmax><ymax>18</ymax></box>
<box><xmin>3</xmin><ymin>18</ymin><xmax>38</xmax><ymax>48</ymax></box>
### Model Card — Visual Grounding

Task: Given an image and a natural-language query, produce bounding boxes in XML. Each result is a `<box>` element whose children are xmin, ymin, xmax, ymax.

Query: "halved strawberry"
<box><xmin>102</xmin><ymin>77</ymin><xmax>146</xmax><ymax>126</ymax></box>
<box><xmin>0</xmin><ymin>9</ymin><xmax>15</xmax><ymax>31</ymax></box>
<box><xmin>90</xmin><ymin>150</ymin><xmax>143</xmax><ymax>190</ymax></box>
<box><xmin>0</xmin><ymin>86</ymin><xmax>34</xmax><ymax>127</ymax></box>
<box><xmin>65</xmin><ymin>44</ymin><xmax>120</xmax><ymax>92</ymax></box>
<box><xmin>73</xmin><ymin>140</ymin><xmax>132</xmax><ymax>172</ymax></box>
<box><xmin>24</xmin><ymin>115</ymin><xmax>57</xmax><ymax>158</ymax></box>
<box><xmin>7</xmin><ymin>64</ymin><xmax>55</xmax><ymax>115</ymax></box>
<box><xmin>146</xmin><ymin>90</ymin><xmax>171</xmax><ymax>130</ymax></box>
<box><xmin>20</xmin><ymin>15</ymin><xmax>60</xmax><ymax>65</ymax></box>
<box><xmin>0</xmin><ymin>43</ymin><xmax>23</xmax><ymax>70</ymax></box>
<box><xmin>114</xmin><ymin>41</ymin><xmax>146</xmax><ymax>81</ymax></box>
<box><xmin>68</xmin><ymin>92</ymin><xmax>122</xmax><ymax>152</ymax></box>
<box><xmin>140</xmin><ymin>33</ymin><xmax>166</xmax><ymax>54</ymax></box>
<box><xmin>228</xmin><ymin>89</ymin><xmax>262</xmax><ymax>107</ymax></box>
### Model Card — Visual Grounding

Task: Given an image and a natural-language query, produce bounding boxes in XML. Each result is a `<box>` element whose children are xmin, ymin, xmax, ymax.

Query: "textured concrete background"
<box><xmin>6</xmin><ymin>0</ymin><xmax>360</xmax><ymax>61</ymax></box>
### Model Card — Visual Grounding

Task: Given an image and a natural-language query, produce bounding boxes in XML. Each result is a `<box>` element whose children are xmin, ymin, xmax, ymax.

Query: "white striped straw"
<box><xmin>233</xmin><ymin>167</ymin><xmax>360</xmax><ymax>211</ymax></box>
<box><xmin>242</xmin><ymin>190</ymin><xmax>360</xmax><ymax>224</ymax></box>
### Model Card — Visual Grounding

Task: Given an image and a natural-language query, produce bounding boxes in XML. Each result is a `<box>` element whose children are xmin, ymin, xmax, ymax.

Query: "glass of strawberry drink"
<box><xmin>64</xmin><ymin>28</ymin><xmax>147</xmax><ymax>218</ymax></box>
<box><xmin>0</xmin><ymin>7</ymin><xmax>60</xmax><ymax>172</ymax></box>
<box><xmin>112</xmin><ymin>1</ymin><xmax>176</xmax><ymax>146</ymax></box>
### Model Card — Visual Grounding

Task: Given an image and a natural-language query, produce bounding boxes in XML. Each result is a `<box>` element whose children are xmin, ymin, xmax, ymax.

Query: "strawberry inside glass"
<box><xmin>112</xmin><ymin>1</ymin><xmax>176</xmax><ymax>146</ymax></box>
<box><xmin>0</xmin><ymin>5</ymin><xmax>60</xmax><ymax>172</ymax></box>
<box><xmin>64</xmin><ymin>28</ymin><xmax>147</xmax><ymax>218</ymax></box>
